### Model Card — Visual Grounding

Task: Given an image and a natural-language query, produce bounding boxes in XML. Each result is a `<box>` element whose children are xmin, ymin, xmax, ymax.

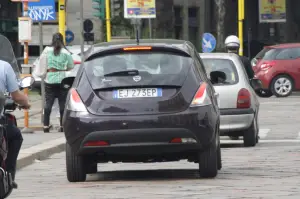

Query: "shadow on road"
<box><xmin>87</xmin><ymin>169</ymin><xmax>201</xmax><ymax>181</ymax></box>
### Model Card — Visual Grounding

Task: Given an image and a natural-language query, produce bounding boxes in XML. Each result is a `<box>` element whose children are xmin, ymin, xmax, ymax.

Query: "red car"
<box><xmin>252</xmin><ymin>43</ymin><xmax>300</xmax><ymax>97</ymax></box>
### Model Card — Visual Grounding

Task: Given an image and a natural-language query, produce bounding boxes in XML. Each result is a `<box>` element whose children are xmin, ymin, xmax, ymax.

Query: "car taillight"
<box><xmin>237</xmin><ymin>88</ymin><xmax>251</xmax><ymax>109</ymax></box>
<box><xmin>190</xmin><ymin>82</ymin><xmax>212</xmax><ymax>107</ymax></box>
<box><xmin>73</xmin><ymin>61</ymin><xmax>81</xmax><ymax>65</ymax></box>
<box><xmin>67</xmin><ymin>88</ymin><xmax>88</xmax><ymax>112</ymax></box>
<box><xmin>260</xmin><ymin>61</ymin><xmax>275</xmax><ymax>71</ymax></box>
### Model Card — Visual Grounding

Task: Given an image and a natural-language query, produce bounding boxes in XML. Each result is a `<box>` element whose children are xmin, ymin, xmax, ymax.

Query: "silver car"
<box><xmin>200</xmin><ymin>53</ymin><xmax>261</xmax><ymax>147</ymax></box>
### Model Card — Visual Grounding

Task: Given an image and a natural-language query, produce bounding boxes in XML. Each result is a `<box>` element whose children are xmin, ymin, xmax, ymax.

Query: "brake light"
<box><xmin>190</xmin><ymin>83</ymin><xmax>212</xmax><ymax>107</ymax></box>
<box><xmin>67</xmin><ymin>88</ymin><xmax>88</xmax><ymax>112</ymax></box>
<box><xmin>123</xmin><ymin>46</ymin><xmax>152</xmax><ymax>51</ymax></box>
<box><xmin>73</xmin><ymin>61</ymin><xmax>81</xmax><ymax>65</ymax></box>
<box><xmin>237</xmin><ymin>88</ymin><xmax>251</xmax><ymax>109</ymax></box>
<box><xmin>260</xmin><ymin>61</ymin><xmax>275</xmax><ymax>71</ymax></box>
<box><xmin>84</xmin><ymin>141</ymin><xmax>109</xmax><ymax>147</ymax></box>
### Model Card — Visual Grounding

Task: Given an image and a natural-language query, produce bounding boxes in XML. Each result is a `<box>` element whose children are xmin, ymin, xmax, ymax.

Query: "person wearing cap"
<box><xmin>224</xmin><ymin>35</ymin><xmax>255</xmax><ymax>80</ymax></box>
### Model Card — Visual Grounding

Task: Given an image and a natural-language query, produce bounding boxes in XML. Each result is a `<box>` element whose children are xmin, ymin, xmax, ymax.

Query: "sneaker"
<box><xmin>43</xmin><ymin>125</ymin><xmax>53</xmax><ymax>133</ymax></box>
<box><xmin>43</xmin><ymin>127</ymin><xmax>50</xmax><ymax>133</ymax></box>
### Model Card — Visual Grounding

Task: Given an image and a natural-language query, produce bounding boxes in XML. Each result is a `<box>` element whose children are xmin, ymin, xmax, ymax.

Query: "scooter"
<box><xmin>0</xmin><ymin>76</ymin><xmax>35</xmax><ymax>199</ymax></box>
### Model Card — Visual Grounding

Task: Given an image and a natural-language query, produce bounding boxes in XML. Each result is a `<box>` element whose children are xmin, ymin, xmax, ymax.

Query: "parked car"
<box><xmin>200</xmin><ymin>53</ymin><xmax>261</xmax><ymax>147</ymax></box>
<box><xmin>61</xmin><ymin>39</ymin><xmax>222</xmax><ymax>182</ymax></box>
<box><xmin>31</xmin><ymin>45</ymin><xmax>92</xmax><ymax>93</ymax></box>
<box><xmin>252</xmin><ymin>43</ymin><xmax>300</xmax><ymax>97</ymax></box>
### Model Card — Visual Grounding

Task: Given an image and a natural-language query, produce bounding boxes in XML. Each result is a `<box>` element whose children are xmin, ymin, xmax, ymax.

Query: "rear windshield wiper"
<box><xmin>104</xmin><ymin>69</ymin><xmax>139</xmax><ymax>77</ymax></box>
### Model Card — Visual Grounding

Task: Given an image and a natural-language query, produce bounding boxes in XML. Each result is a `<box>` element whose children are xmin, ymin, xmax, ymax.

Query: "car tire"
<box><xmin>255</xmin><ymin>89</ymin><xmax>273</xmax><ymax>98</ymax></box>
<box><xmin>243</xmin><ymin>117</ymin><xmax>258</xmax><ymax>147</ymax></box>
<box><xmin>271</xmin><ymin>75</ymin><xmax>293</xmax><ymax>97</ymax></box>
<box><xmin>217</xmin><ymin>139</ymin><xmax>222</xmax><ymax>170</ymax></box>
<box><xmin>66</xmin><ymin>142</ymin><xmax>87</xmax><ymax>182</ymax></box>
<box><xmin>86</xmin><ymin>164</ymin><xmax>98</xmax><ymax>174</ymax></box>
<box><xmin>198</xmin><ymin>137</ymin><xmax>218</xmax><ymax>178</ymax></box>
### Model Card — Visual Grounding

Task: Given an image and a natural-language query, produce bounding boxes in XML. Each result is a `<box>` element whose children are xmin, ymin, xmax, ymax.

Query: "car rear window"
<box><xmin>84</xmin><ymin>51</ymin><xmax>194</xmax><ymax>89</ymax></box>
<box><xmin>255</xmin><ymin>48</ymin><xmax>271</xmax><ymax>59</ymax></box>
<box><xmin>262</xmin><ymin>47</ymin><xmax>300</xmax><ymax>60</ymax></box>
<box><xmin>202</xmin><ymin>58</ymin><xmax>239</xmax><ymax>85</ymax></box>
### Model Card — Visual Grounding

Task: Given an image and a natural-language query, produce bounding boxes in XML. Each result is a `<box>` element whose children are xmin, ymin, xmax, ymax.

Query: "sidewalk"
<box><xmin>15</xmin><ymin>92</ymin><xmax>66</xmax><ymax>170</ymax></box>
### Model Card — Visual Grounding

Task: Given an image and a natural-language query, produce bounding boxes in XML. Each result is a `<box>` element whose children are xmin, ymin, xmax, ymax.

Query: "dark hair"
<box><xmin>51</xmin><ymin>33</ymin><xmax>64</xmax><ymax>56</ymax></box>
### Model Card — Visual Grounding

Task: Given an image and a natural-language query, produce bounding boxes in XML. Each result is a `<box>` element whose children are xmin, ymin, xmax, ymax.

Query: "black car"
<box><xmin>62</xmin><ymin>39</ymin><xmax>222</xmax><ymax>182</ymax></box>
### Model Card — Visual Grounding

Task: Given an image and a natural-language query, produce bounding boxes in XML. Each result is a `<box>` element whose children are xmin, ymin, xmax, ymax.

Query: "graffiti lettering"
<box><xmin>28</xmin><ymin>8</ymin><xmax>55</xmax><ymax>21</ymax></box>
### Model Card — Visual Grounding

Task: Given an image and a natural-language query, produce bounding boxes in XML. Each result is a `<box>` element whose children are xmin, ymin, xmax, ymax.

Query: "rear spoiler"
<box><xmin>85</xmin><ymin>45</ymin><xmax>191</xmax><ymax>62</ymax></box>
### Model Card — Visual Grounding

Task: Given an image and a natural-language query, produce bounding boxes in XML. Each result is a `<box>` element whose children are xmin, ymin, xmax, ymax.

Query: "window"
<box><xmin>202</xmin><ymin>58</ymin><xmax>239</xmax><ymax>85</ymax></box>
<box><xmin>262</xmin><ymin>48</ymin><xmax>300</xmax><ymax>60</ymax></box>
<box><xmin>84</xmin><ymin>52</ymin><xmax>194</xmax><ymax>89</ymax></box>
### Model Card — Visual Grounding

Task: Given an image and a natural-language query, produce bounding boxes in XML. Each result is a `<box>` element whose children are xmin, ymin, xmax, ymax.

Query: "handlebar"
<box><xmin>4</xmin><ymin>98</ymin><xmax>27</xmax><ymax>111</ymax></box>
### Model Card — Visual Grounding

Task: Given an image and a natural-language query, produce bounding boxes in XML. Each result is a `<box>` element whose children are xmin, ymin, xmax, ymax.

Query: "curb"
<box><xmin>17</xmin><ymin>137</ymin><xmax>66</xmax><ymax>170</ymax></box>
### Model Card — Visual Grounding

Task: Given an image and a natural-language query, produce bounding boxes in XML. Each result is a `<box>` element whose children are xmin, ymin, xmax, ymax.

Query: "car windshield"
<box><xmin>84</xmin><ymin>51</ymin><xmax>194</xmax><ymax>89</ymax></box>
<box><xmin>202</xmin><ymin>58</ymin><xmax>239</xmax><ymax>85</ymax></box>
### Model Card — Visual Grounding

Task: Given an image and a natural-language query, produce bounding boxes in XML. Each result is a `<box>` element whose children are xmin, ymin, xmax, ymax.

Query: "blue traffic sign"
<box><xmin>202</xmin><ymin>33</ymin><xmax>216</xmax><ymax>53</ymax></box>
<box><xmin>27</xmin><ymin>0</ymin><xmax>56</xmax><ymax>22</ymax></box>
<box><xmin>65</xmin><ymin>30</ymin><xmax>75</xmax><ymax>44</ymax></box>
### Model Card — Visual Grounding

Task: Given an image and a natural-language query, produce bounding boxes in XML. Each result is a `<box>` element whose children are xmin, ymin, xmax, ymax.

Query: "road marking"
<box><xmin>221</xmin><ymin>139</ymin><xmax>300</xmax><ymax>144</ymax></box>
<box><xmin>297</xmin><ymin>132</ymin><xmax>300</xmax><ymax>140</ymax></box>
<box><xmin>258</xmin><ymin>128</ymin><xmax>270</xmax><ymax>138</ymax></box>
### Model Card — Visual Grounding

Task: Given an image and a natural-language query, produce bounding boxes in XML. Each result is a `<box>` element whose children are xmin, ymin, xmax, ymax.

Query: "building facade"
<box><xmin>0</xmin><ymin>1</ymin><xmax>20</xmax><ymax>57</ymax></box>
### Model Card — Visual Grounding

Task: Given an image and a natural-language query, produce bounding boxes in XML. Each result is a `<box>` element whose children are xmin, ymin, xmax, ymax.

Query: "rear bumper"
<box><xmin>219</xmin><ymin>108</ymin><xmax>254</xmax><ymax>134</ymax></box>
<box><xmin>63</xmin><ymin>106</ymin><xmax>219</xmax><ymax>156</ymax></box>
<box><xmin>255</xmin><ymin>70</ymin><xmax>274</xmax><ymax>89</ymax></box>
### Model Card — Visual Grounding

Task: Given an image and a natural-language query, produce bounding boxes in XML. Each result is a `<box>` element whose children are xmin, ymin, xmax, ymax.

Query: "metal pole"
<box><xmin>105</xmin><ymin>0</ymin><xmax>111</xmax><ymax>42</ymax></box>
<box><xmin>59</xmin><ymin>0</ymin><xmax>66</xmax><ymax>43</ymax></box>
<box><xmin>238</xmin><ymin>0</ymin><xmax>245</xmax><ymax>56</ymax></box>
<box><xmin>148</xmin><ymin>18</ymin><xmax>152</xmax><ymax>39</ymax></box>
<box><xmin>182</xmin><ymin>0</ymin><xmax>189</xmax><ymax>40</ymax></box>
<box><xmin>39</xmin><ymin>22</ymin><xmax>45</xmax><ymax>124</ymax></box>
<box><xmin>80</xmin><ymin>0</ymin><xmax>84</xmax><ymax>60</ymax></box>
<box><xmin>21</xmin><ymin>1</ymin><xmax>33</xmax><ymax>134</ymax></box>
<box><xmin>23</xmin><ymin>2</ymin><xmax>29</xmax><ymax>129</ymax></box>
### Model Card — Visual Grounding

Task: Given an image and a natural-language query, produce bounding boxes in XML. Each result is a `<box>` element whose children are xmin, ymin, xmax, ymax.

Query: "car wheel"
<box><xmin>198</xmin><ymin>137</ymin><xmax>218</xmax><ymax>178</ymax></box>
<box><xmin>243</xmin><ymin>118</ymin><xmax>257</xmax><ymax>147</ymax></box>
<box><xmin>86</xmin><ymin>164</ymin><xmax>98</xmax><ymax>174</ymax></box>
<box><xmin>271</xmin><ymin>75</ymin><xmax>293</xmax><ymax>97</ymax></box>
<box><xmin>255</xmin><ymin>89</ymin><xmax>273</xmax><ymax>98</ymax></box>
<box><xmin>66</xmin><ymin>142</ymin><xmax>87</xmax><ymax>182</ymax></box>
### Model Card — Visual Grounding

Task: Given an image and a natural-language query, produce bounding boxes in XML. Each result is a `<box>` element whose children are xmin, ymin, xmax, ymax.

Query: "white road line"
<box><xmin>221</xmin><ymin>139</ymin><xmax>300</xmax><ymax>144</ymax></box>
<box><xmin>258</xmin><ymin>128</ymin><xmax>270</xmax><ymax>138</ymax></box>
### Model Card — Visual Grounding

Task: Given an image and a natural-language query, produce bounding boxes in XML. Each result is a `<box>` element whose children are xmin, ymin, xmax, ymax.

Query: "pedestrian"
<box><xmin>224</xmin><ymin>35</ymin><xmax>255</xmax><ymax>80</ymax></box>
<box><xmin>34</xmin><ymin>33</ymin><xmax>74</xmax><ymax>133</ymax></box>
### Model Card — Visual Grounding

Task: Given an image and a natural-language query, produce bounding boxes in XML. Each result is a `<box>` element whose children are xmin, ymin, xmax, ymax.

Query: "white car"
<box><xmin>32</xmin><ymin>45</ymin><xmax>91</xmax><ymax>92</ymax></box>
<box><xmin>200</xmin><ymin>53</ymin><xmax>261</xmax><ymax>147</ymax></box>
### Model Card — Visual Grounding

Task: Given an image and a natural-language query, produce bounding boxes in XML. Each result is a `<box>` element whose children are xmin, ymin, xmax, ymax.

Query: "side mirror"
<box><xmin>61</xmin><ymin>77</ymin><xmax>75</xmax><ymax>90</ymax></box>
<box><xmin>19</xmin><ymin>76</ymin><xmax>35</xmax><ymax>88</ymax></box>
<box><xmin>250</xmin><ymin>78</ymin><xmax>263</xmax><ymax>91</ymax></box>
<box><xmin>210</xmin><ymin>71</ymin><xmax>226</xmax><ymax>84</ymax></box>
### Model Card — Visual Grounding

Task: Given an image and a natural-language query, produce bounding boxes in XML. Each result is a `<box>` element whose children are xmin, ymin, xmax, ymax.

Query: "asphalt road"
<box><xmin>10</xmin><ymin>95</ymin><xmax>300</xmax><ymax>198</ymax></box>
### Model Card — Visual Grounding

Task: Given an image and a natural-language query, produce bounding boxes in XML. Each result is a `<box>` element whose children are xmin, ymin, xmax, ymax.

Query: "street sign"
<box><xmin>27</xmin><ymin>0</ymin><xmax>56</xmax><ymax>22</ymax></box>
<box><xmin>65</xmin><ymin>30</ymin><xmax>75</xmax><ymax>44</ymax></box>
<box><xmin>124</xmin><ymin>0</ymin><xmax>156</xmax><ymax>19</ymax></box>
<box><xmin>202</xmin><ymin>33</ymin><xmax>217</xmax><ymax>53</ymax></box>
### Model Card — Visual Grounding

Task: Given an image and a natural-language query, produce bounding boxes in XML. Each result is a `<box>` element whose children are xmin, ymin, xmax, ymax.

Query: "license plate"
<box><xmin>113</xmin><ymin>88</ymin><xmax>162</xmax><ymax>99</ymax></box>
